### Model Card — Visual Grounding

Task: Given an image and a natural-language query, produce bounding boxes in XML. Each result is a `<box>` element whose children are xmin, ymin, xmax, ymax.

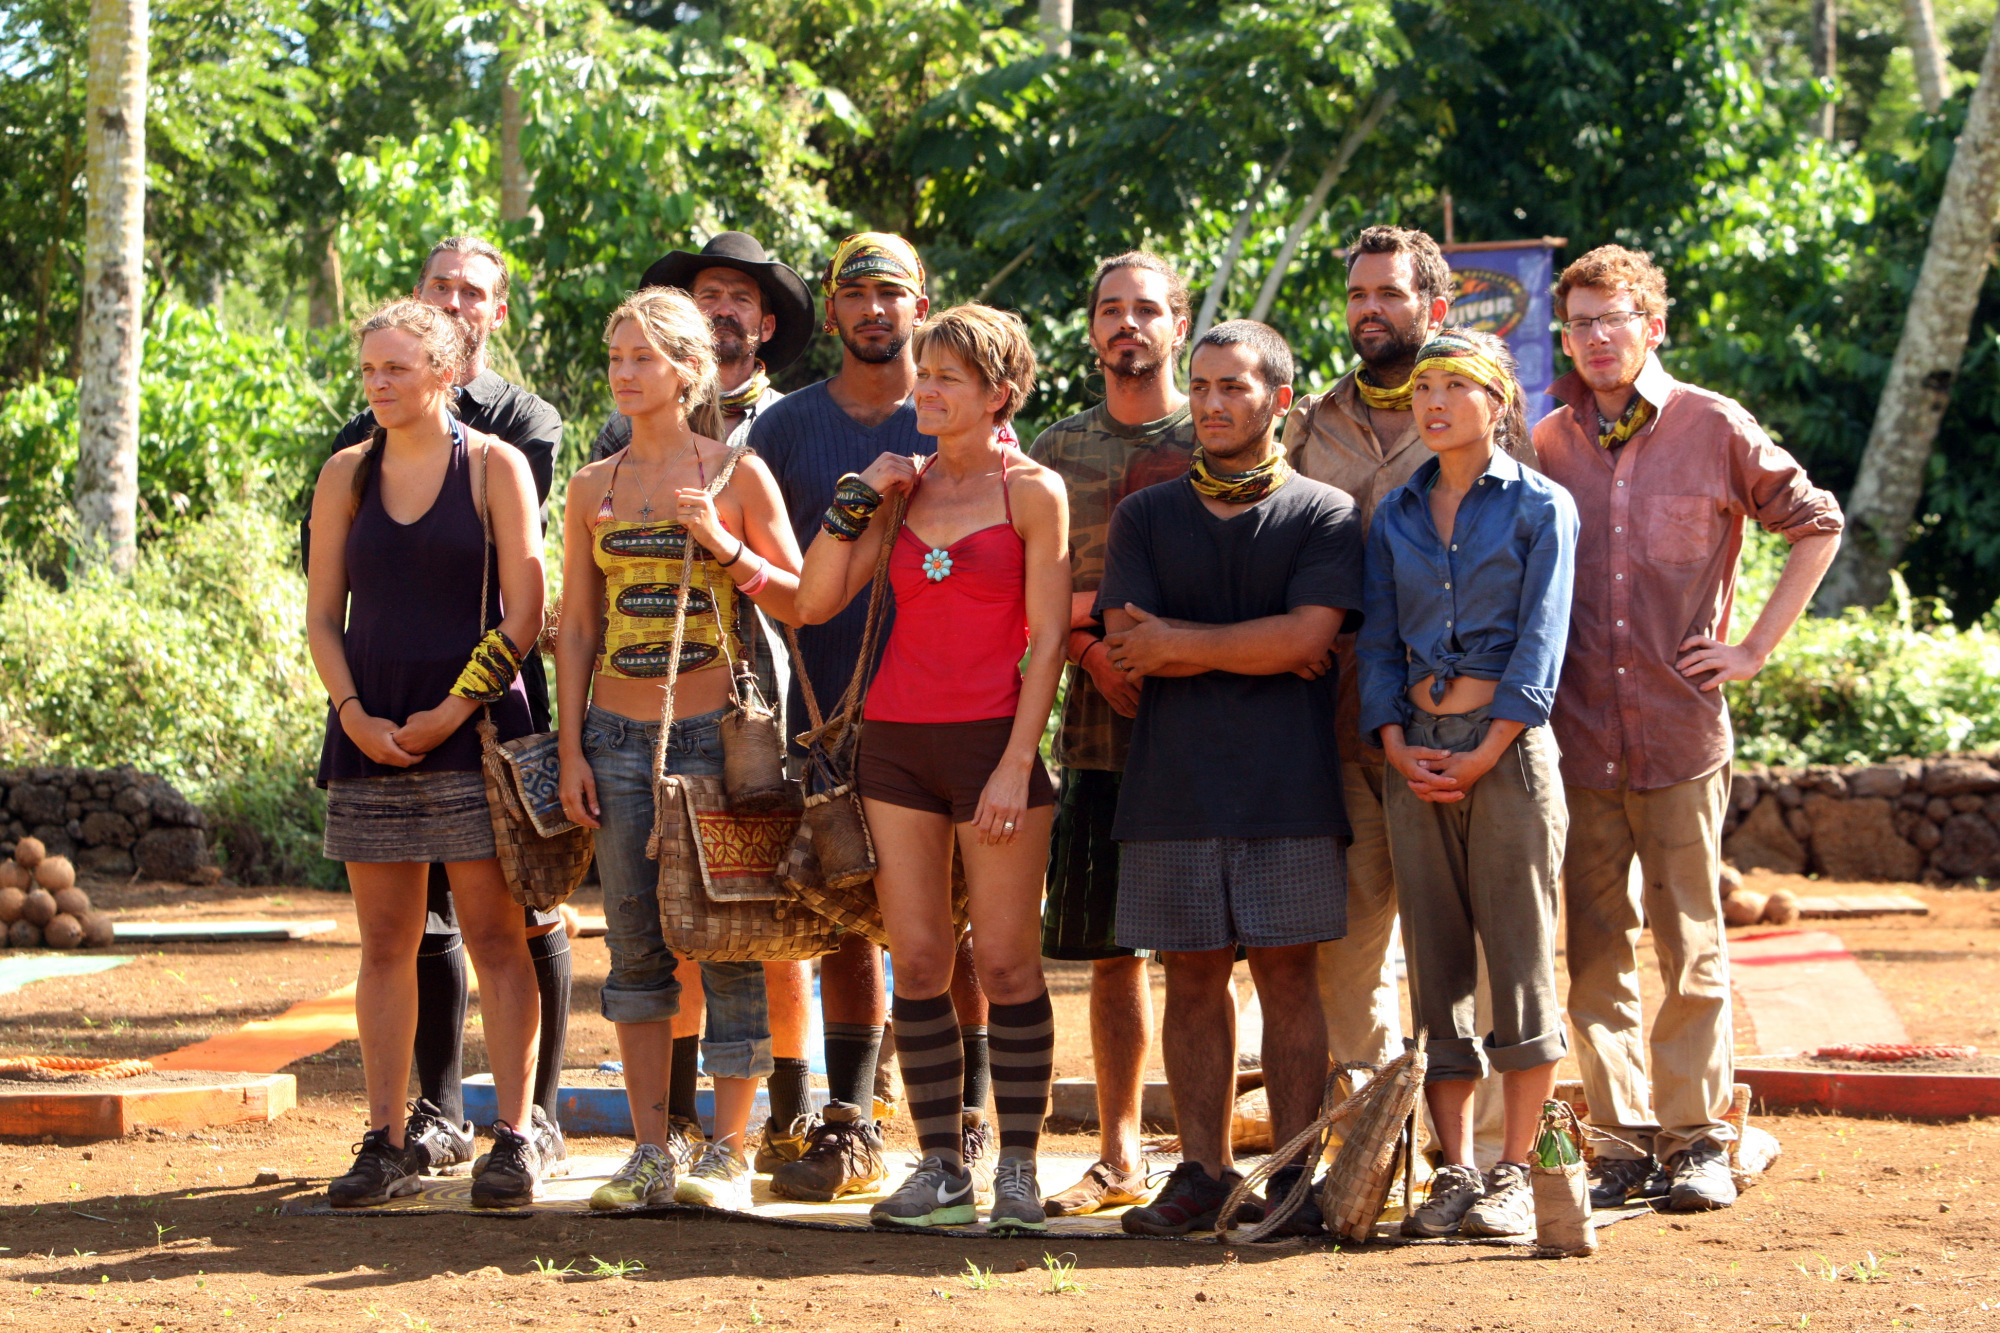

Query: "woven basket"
<box><xmin>781</xmin><ymin>825</ymin><xmax>972</xmax><ymax>949</ymax></box>
<box><xmin>654</xmin><ymin>773</ymin><xmax>840</xmax><ymax>962</ymax></box>
<box><xmin>479</xmin><ymin>717</ymin><xmax>595</xmax><ymax>911</ymax></box>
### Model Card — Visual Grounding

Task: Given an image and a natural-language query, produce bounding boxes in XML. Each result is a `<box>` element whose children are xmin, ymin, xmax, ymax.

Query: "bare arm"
<box><xmin>306</xmin><ymin>449</ymin><xmax>418</xmax><ymax>768</ymax></box>
<box><xmin>556</xmin><ymin>463</ymin><xmax>611</xmax><ymax>827</ymax></box>
<box><xmin>969</xmin><ymin>467</ymin><xmax>1070</xmax><ymax>845</ymax></box>
<box><xmin>1102</xmin><ymin>602</ymin><xmax>1341</xmax><ymax>680</ymax></box>
<box><xmin>795</xmin><ymin>451</ymin><xmax>919</xmax><ymax>625</ymax></box>
<box><xmin>1677</xmin><ymin>531</ymin><xmax>1840</xmax><ymax>690</ymax></box>
<box><xmin>678</xmin><ymin>454</ymin><xmax>807</xmax><ymax>626</ymax></box>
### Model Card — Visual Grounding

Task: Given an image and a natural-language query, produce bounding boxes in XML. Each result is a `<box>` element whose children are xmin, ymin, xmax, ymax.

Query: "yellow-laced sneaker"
<box><xmin>589</xmin><ymin>1142</ymin><xmax>675</xmax><ymax>1211</ymax></box>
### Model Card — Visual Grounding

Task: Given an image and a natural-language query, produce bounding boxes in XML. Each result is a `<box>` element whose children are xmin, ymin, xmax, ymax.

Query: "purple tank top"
<box><xmin>316</xmin><ymin>421</ymin><xmax>533</xmax><ymax>784</ymax></box>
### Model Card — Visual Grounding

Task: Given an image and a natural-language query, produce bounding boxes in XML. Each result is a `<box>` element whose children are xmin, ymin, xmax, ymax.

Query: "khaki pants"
<box><xmin>1316</xmin><ymin>762</ymin><xmax>1403</xmax><ymax>1067</ymax></box>
<box><xmin>1563</xmin><ymin>767</ymin><xmax>1734</xmax><ymax>1161</ymax></box>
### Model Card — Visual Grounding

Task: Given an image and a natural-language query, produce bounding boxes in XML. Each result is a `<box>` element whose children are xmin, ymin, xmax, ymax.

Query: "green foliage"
<box><xmin>336</xmin><ymin>120</ymin><xmax>504</xmax><ymax>312</ymax></box>
<box><xmin>0</xmin><ymin>303</ymin><xmax>353</xmax><ymax>574</ymax></box>
<box><xmin>1727</xmin><ymin>529</ymin><xmax>2000</xmax><ymax>765</ymax></box>
<box><xmin>0</xmin><ymin>505</ymin><xmax>334</xmax><ymax>887</ymax></box>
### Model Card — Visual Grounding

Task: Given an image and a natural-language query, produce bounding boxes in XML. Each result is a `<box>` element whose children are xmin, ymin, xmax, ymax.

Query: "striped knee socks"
<box><xmin>890</xmin><ymin>992</ymin><xmax>964</xmax><ymax>1170</ymax></box>
<box><xmin>987</xmin><ymin>989</ymin><xmax>1054</xmax><ymax>1161</ymax></box>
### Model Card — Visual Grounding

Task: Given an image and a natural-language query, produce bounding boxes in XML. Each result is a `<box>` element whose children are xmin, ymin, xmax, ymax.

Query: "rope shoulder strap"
<box><xmin>786</xmin><ymin>484</ymin><xmax>906</xmax><ymax>751</ymax></box>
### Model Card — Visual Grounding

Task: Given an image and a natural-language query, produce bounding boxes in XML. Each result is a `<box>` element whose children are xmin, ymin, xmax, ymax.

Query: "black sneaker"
<box><xmin>1261</xmin><ymin>1162</ymin><xmax>1325</xmax><ymax>1237</ymax></box>
<box><xmin>769</xmin><ymin>1102</ymin><xmax>888</xmax><ymax>1202</ymax></box>
<box><xmin>1120</xmin><ymin>1161</ymin><xmax>1263</xmax><ymax>1236</ymax></box>
<box><xmin>1588</xmin><ymin>1153</ymin><xmax>1658</xmax><ymax>1209</ymax></box>
<box><xmin>327</xmin><ymin>1128</ymin><xmax>422</xmax><ymax>1208</ymax></box>
<box><xmin>403</xmin><ymin>1098</ymin><xmax>473</xmax><ymax>1175</ymax></box>
<box><xmin>1665</xmin><ymin>1140</ymin><xmax>1737</xmax><ymax>1212</ymax></box>
<box><xmin>470</xmin><ymin>1120</ymin><xmax>542</xmax><ymax>1209</ymax></box>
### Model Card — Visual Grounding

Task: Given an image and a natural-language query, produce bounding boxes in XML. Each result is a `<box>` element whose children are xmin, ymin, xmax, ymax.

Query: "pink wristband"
<box><xmin>736</xmin><ymin>556</ymin><xmax>773</xmax><ymax>597</ymax></box>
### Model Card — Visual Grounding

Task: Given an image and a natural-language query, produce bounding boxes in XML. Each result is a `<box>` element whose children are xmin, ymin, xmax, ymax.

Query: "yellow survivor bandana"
<box><xmin>1596</xmin><ymin>393</ymin><xmax>1654</xmax><ymax>449</ymax></box>
<box><xmin>1355</xmin><ymin>368</ymin><xmax>1414</xmax><ymax>412</ymax></box>
<box><xmin>1188</xmin><ymin>447</ymin><xmax>1294</xmax><ymax>505</ymax></box>
<box><xmin>821</xmin><ymin>232</ymin><xmax>925</xmax><ymax>297</ymax></box>
<box><xmin>1410</xmin><ymin>330</ymin><xmax>1514</xmax><ymax>403</ymax></box>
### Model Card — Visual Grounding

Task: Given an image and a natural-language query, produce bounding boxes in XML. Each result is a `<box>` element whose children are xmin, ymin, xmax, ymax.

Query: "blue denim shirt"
<box><xmin>1357</xmin><ymin>448</ymin><xmax>1578</xmax><ymax>745</ymax></box>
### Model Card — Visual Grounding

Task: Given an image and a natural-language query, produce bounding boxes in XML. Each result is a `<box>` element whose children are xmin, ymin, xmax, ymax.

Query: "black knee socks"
<box><xmin>413</xmin><ymin>933</ymin><xmax>468</xmax><ymax>1123</ymax></box>
<box><xmin>526</xmin><ymin>929</ymin><xmax>571</xmax><ymax>1122</ymax></box>
<box><xmin>669</xmin><ymin>1034</ymin><xmax>701</xmax><ymax>1127</ymax></box>
<box><xmin>823</xmin><ymin>1022</ymin><xmax>884</xmax><ymax>1119</ymax></box>
<box><xmin>987</xmin><ymin>990</ymin><xmax>1054</xmax><ymax>1160</ymax></box>
<box><xmin>891</xmin><ymin>992</ymin><xmax>964</xmax><ymax>1169</ymax></box>
<box><xmin>768</xmin><ymin>1057</ymin><xmax>812</xmax><ymax>1130</ymax></box>
<box><xmin>960</xmin><ymin>1024</ymin><xmax>991</xmax><ymax>1114</ymax></box>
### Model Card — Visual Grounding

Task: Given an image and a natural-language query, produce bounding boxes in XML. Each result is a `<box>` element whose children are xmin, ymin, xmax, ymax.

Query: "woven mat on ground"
<box><xmin>279</xmin><ymin>1149</ymin><xmax>1657</xmax><ymax>1244</ymax></box>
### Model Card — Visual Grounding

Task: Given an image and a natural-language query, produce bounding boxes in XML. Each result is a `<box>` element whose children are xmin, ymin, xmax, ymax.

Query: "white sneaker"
<box><xmin>674</xmin><ymin>1142</ymin><xmax>752</xmax><ymax>1210</ymax></box>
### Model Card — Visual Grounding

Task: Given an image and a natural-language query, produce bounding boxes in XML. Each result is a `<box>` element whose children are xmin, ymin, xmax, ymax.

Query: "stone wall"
<box><xmin>1722</xmin><ymin>755</ymin><xmax>2000</xmax><ymax>883</ymax></box>
<box><xmin>0</xmin><ymin>766</ymin><xmax>217</xmax><ymax>884</ymax></box>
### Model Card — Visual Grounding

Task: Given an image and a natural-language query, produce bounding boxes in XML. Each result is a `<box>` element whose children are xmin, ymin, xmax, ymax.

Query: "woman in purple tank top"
<box><xmin>306</xmin><ymin>298</ymin><xmax>548</xmax><ymax>1211</ymax></box>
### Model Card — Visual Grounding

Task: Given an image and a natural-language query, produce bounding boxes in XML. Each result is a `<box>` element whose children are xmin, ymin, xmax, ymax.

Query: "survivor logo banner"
<box><xmin>1445</xmin><ymin>243</ymin><xmax>1558</xmax><ymax>426</ymax></box>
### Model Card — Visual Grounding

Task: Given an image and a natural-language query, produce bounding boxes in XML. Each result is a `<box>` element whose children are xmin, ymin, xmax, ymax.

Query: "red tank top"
<box><xmin>864</xmin><ymin>453</ymin><xmax>1029</xmax><ymax>724</ymax></box>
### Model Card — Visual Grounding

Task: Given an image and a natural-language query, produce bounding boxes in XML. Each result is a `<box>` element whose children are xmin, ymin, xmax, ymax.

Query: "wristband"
<box><xmin>449</xmin><ymin>629</ymin><xmax>525</xmax><ymax>703</ymax></box>
<box><xmin>737</xmin><ymin>555</ymin><xmax>773</xmax><ymax>597</ymax></box>
<box><xmin>335</xmin><ymin>695</ymin><xmax>360</xmax><ymax>717</ymax></box>
<box><xmin>821</xmin><ymin>472</ymin><xmax>883</xmax><ymax>541</ymax></box>
<box><xmin>716</xmin><ymin>537</ymin><xmax>745</xmax><ymax>569</ymax></box>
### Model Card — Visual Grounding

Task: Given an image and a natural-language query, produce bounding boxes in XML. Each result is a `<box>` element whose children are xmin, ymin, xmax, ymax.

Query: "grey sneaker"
<box><xmin>1665</xmin><ymin>1140</ymin><xmax>1738</xmax><ymax>1212</ymax></box>
<box><xmin>1402</xmin><ymin>1162</ymin><xmax>1485</xmax><ymax>1238</ymax></box>
<box><xmin>962</xmin><ymin>1107</ymin><xmax>995</xmax><ymax>1205</ymax></box>
<box><xmin>988</xmin><ymin>1157</ymin><xmax>1047</xmax><ymax>1232</ymax></box>
<box><xmin>675</xmin><ymin>1141</ymin><xmax>753</xmax><ymax>1211</ymax></box>
<box><xmin>1588</xmin><ymin>1153</ymin><xmax>1657</xmax><ymax>1208</ymax></box>
<box><xmin>469</xmin><ymin>1120</ymin><xmax>542</xmax><ymax>1209</ymax></box>
<box><xmin>402</xmin><ymin>1099</ymin><xmax>473</xmax><ymax>1175</ymax></box>
<box><xmin>589</xmin><ymin>1142</ymin><xmax>676</xmax><ymax>1211</ymax></box>
<box><xmin>667</xmin><ymin>1114</ymin><xmax>708</xmax><ymax>1173</ymax></box>
<box><xmin>870</xmin><ymin>1154</ymin><xmax>978</xmax><ymax>1229</ymax></box>
<box><xmin>1461</xmin><ymin>1161</ymin><xmax>1535</xmax><ymax>1238</ymax></box>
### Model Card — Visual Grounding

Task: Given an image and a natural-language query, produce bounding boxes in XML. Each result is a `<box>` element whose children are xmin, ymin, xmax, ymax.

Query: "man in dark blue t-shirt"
<box><xmin>752</xmin><ymin>233</ymin><xmax>940</xmax><ymax>1204</ymax></box>
<box><xmin>1098</xmin><ymin>321</ymin><xmax>1363</xmax><ymax>1239</ymax></box>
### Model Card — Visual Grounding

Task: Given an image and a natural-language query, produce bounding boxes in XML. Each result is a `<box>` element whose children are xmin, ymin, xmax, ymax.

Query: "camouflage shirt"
<box><xmin>1029</xmin><ymin>401</ymin><xmax>1196</xmax><ymax>772</ymax></box>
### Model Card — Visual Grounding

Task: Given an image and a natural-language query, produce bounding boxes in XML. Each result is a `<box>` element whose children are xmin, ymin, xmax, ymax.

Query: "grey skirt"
<box><xmin>323</xmin><ymin>770</ymin><xmax>497</xmax><ymax>864</ymax></box>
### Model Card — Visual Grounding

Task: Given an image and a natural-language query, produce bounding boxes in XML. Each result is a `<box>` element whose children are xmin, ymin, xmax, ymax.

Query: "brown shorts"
<box><xmin>857</xmin><ymin>718</ymin><xmax>1056</xmax><ymax>824</ymax></box>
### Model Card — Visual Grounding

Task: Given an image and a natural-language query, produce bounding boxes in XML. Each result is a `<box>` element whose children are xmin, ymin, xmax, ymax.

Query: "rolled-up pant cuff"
<box><xmin>1486</xmin><ymin>1027</ymin><xmax>1567</xmax><ymax>1073</ymax></box>
<box><xmin>701</xmin><ymin>1037</ymin><xmax>775</xmax><ymax>1081</ymax></box>
<box><xmin>1414</xmin><ymin>1035</ymin><xmax>1487</xmax><ymax>1083</ymax></box>
<box><xmin>600</xmin><ymin>983</ymin><xmax>683</xmax><ymax>1026</ymax></box>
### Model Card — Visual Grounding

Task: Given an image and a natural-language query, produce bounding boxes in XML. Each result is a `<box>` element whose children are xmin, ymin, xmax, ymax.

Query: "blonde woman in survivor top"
<box><xmin>556</xmin><ymin>286</ymin><xmax>805</xmax><ymax>1214</ymax></box>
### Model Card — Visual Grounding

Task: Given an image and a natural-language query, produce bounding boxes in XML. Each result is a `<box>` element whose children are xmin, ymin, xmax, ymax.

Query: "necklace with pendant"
<box><xmin>631</xmin><ymin>439</ymin><xmax>694</xmax><ymax>521</ymax></box>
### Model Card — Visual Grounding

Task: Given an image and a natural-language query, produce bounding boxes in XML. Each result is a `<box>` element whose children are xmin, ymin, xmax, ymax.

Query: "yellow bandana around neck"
<box><xmin>1355</xmin><ymin>368</ymin><xmax>1414</xmax><ymax>412</ymax></box>
<box><xmin>1188</xmin><ymin>447</ymin><xmax>1294</xmax><ymax>504</ymax></box>
<box><xmin>1596</xmin><ymin>394</ymin><xmax>1654</xmax><ymax>449</ymax></box>
<box><xmin>718</xmin><ymin>360</ymin><xmax>769</xmax><ymax>415</ymax></box>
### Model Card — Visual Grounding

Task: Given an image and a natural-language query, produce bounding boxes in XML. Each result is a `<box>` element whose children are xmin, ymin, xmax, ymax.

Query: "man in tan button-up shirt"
<box><xmin>1534</xmin><ymin>245</ymin><xmax>1842</xmax><ymax>1214</ymax></box>
<box><xmin>1282</xmin><ymin>226</ymin><xmax>1536</xmax><ymax>1070</ymax></box>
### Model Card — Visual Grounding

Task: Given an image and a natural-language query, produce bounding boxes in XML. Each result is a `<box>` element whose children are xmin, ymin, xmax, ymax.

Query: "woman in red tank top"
<box><xmin>796</xmin><ymin>304</ymin><xmax>1070</xmax><ymax>1231</ymax></box>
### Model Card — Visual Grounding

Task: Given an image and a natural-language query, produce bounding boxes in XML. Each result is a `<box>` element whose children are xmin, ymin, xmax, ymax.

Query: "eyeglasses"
<box><xmin>1562</xmin><ymin>310</ymin><xmax>1647</xmax><ymax>337</ymax></box>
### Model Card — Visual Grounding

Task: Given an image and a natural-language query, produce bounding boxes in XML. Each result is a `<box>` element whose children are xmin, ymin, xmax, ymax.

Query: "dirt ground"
<box><xmin>0</xmin><ymin>873</ymin><xmax>1996</xmax><ymax>1331</ymax></box>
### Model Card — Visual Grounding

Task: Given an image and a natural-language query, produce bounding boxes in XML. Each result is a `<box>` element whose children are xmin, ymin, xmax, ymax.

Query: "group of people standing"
<box><xmin>307</xmin><ymin>219</ymin><xmax>1843</xmax><ymax>1239</ymax></box>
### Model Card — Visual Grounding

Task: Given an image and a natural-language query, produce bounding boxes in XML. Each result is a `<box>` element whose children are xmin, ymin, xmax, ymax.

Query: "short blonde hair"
<box><xmin>912</xmin><ymin>303</ymin><xmax>1037</xmax><ymax>425</ymax></box>
<box><xmin>1554</xmin><ymin>245</ymin><xmax>1670</xmax><ymax>324</ymax></box>
<box><xmin>604</xmin><ymin>286</ymin><xmax>720</xmax><ymax>434</ymax></box>
<box><xmin>354</xmin><ymin>297</ymin><xmax>469</xmax><ymax>387</ymax></box>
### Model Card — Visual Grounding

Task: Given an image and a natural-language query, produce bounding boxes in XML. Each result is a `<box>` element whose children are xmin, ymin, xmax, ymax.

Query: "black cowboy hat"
<box><xmin>640</xmin><ymin>232</ymin><xmax>814</xmax><ymax>372</ymax></box>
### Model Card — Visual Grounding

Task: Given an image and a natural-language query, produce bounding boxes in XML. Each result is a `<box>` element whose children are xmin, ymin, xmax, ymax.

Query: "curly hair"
<box><xmin>1554</xmin><ymin>244</ymin><xmax>1670</xmax><ymax>323</ymax></box>
<box><xmin>353</xmin><ymin>297</ymin><xmax>470</xmax><ymax>387</ymax></box>
<box><xmin>911</xmin><ymin>303</ymin><xmax>1039</xmax><ymax>425</ymax></box>
<box><xmin>604</xmin><ymin>286</ymin><xmax>722</xmax><ymax>437</ymax></box>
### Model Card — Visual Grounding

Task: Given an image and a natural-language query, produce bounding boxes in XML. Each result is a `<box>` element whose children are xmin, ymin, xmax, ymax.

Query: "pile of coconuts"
<box><xmin>0</xmin><ymin>837</ymin><xmax>115</xmax><ymax>949</ymax></box>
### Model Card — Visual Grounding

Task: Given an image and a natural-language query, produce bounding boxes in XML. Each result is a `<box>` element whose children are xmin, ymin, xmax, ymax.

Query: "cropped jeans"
<box><xmin>584</xmin><ymin>704</ymin><xmax>772</xmax><ymax>1081</ymax></box>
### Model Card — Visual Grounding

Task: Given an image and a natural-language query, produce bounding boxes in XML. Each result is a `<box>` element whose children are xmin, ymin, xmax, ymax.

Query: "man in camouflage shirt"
<box><xmin>1029</xmin><ymin>252</ymin><xmax>1196</xmax><ymax>1217</ymax></box>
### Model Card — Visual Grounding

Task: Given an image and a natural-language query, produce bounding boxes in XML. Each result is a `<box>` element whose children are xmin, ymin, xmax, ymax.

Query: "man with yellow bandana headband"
<box><xmin>1280</xmin><ymin>227</ymin><xmax>1539</xmax><ymax>1087</ymax></box>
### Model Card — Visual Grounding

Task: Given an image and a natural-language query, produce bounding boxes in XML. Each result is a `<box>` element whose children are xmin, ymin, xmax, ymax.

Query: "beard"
<box><xmin>838</xmin><ymin>323</ymin><xmax>910</xmax><ymax>365</ymax></box>
<box><xmin>446</xmin><ymin>313</ymin><xmax>488</xmax><ymax>375</ymax></box>
<box><xmin>709</xmin><ymin>313</ymin><xmax>761</xmax><ymax>365</ymax></box>
<box><xmin>1098</xmin><ymin>339</ymin><xmax>1169</xmax><ymax>385</ymax></box>
<box><xmin>1351</xmin><ymin>312</ymin><xmax>1426</xmax><ymax>372</ymax></box>
<box><xmin>1201</xmin><ymin>402</ymin><xmax>1282</xmax><ymax>463</ymax></box>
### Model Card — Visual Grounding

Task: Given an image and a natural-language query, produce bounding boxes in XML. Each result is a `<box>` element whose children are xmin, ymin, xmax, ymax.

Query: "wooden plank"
<box><xmin>0</xmin><ymin>1074</ymin><xmax>297</xmax><ymax>1139</ymax></box>
<box><xmin>112</xmin><ymin>920</ymin><xmax>339</xmax><ymax>942</ymax></box>
<box><xmin>150</xmin><ymin>983</ymin><xmax>357</xmax><ymax>1072</ymax></box>
<box><xmin>1730</xmin><ymin>929</ymin><xmax>1909</xmax><ymax>1055</ymax></box>
<box><xmin>1738</xmin><ymin>1067</ymin><xmax>2000</xmax><ymax>1120</ymax></box>
<box><xmin>1794</xmin><ymin>894</ymin><xmax>1930</xmax><ymax>918</ymax></box>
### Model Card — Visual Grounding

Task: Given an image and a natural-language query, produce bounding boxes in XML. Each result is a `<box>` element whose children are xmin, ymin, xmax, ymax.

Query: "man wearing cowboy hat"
<box><xmin>590</xmin><ymin>231</ymin><xmax>815</xmax><ymax>459</ymax></box>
